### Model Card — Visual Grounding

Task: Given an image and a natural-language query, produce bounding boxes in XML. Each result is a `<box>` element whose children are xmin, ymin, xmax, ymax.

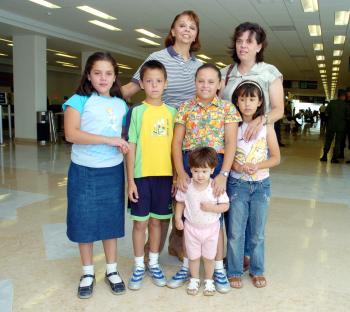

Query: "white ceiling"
<box><xmin>0</xmin><ymin>0</ymin><xmax>349</xmax><ymax>97</ymax></box>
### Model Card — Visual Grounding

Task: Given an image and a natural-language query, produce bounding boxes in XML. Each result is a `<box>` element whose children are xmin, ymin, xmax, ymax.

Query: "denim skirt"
<box><xmin>66</xmin><ymin>161</ymin><xmax>125</xmax><ymax>243</ymax></box>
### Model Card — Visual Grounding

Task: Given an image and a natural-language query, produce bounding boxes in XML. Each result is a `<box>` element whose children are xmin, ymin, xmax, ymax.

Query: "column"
<box><xmin>13</xmin><ymin>35</ymin><xmax>47</xmax><ymax>140</ymax></box>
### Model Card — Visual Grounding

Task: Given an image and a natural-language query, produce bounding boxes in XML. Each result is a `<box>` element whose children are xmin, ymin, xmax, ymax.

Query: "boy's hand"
<box><xmin>200</xmin><ymin>202</ymin><xmax>216</xmax><ymax>213</ymax></box>
<box><xmin>175</xmin><ymin>217</ymin><xmax>184</xmax><ymax>230</ymax></box>
<box><xmin>128</xmin><ymin>181</ymin><xmax>139</xmax><ymax>203</ymax></box>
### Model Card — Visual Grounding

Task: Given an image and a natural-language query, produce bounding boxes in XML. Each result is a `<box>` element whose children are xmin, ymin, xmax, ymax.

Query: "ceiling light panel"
<box><xmin>55</xmin><ymin>53</ymin><xmax>77</xmax><ymax>59</ymax></box>
<box><xmin>0</xmin><ymin>38</ymin><xmax>12</xmax><ymax>43</ymax></box>
<box><xmin>333</xmin><ymin>60</ymin><xmax>341</xmax><ymax>65</ymax></box>
<box><xmin>197</xmin><ymin>54</ymin><xmax>212</xmax><ymax>60</ymax></box>
<box><xmin>335</xmin><ymin>11</ymin><xmax>350</xmax><ymax>26</ymax></box>
<box><xmin>77</xmin><ymin>6</ymin><xmax>116</xmax><ymax>20</ymax></box>
<box><xmin>333</xmin><ymin>50</ymin><xmax>343</xmax><ymax>56</ymax></box>
<box><xmin>318</xmin><ymin>63</ymin><xmax>325</xmax><ymax>68</ymax></box>
<box><xmin>319</xmin><ymin>70</ymin><xmax>326</xmax><ymax>74</ymax></box>
<box><xmin>0</xmin><ymin>53</ymin><xmax>8</xmax><ymax>56</ymax></box>
<box><xmin>316</xmin><ymin>55</ymin><xmax>324</xmax><ymax>61</ymax></box>
<box><xmin>89</xmin><ymin>20</ymin><xmax>121</xmax><ymax>31</ymax></box>
<box><xmin>28</xmin><ymin>0</ymin><xmax>60</xmax><ymax>9</ymax></box>
<box><xmin>334</xmin><ymin>35</ymin><xmax>346</xmax><ymax>44</ymax></box>
<box><xmin>216</xmin><ymin>62</ymin><xmax>227</xmax><ymax>67</ymax></box>
<box><xmin>332</xmin><ymin>67</ymin><xmax>339</xmax><ymax>71</ymax></box>
<box><xmin>308</xmin><ymin>25</ymin><xmax>321</xmax><ymax>36</ymax></box>
<box><xmin>313</xmin><ymin>43</ymin><xmax>323</xmax><ymax>51</ymax></box>
<box><xmin>135</xmin><ymin>29</ymin><xmax>160</xmax><ymax>38</ymax></box>
<box><xmin>62</xmin><ymin>64</ymin><xmax>78</xmax><ymax>68</ymax></box>
<box><xmin>301</xmin><ymin>0</ymin><xmax>318</xmax><ymax>12</ymax></box>
<box><xmin>137</xmin><ymin>38</ymin><xmax>160</xmax><ymax>46</ymax></box>
<box><xmin>47</xmin><ymin>48</ymin><xmax>65</xmax><ymax>54</ymax></box>
<box><xmin>118</xmin><ymin>64</ymin><xmax>132</xmax><ymax>70</ymax></box>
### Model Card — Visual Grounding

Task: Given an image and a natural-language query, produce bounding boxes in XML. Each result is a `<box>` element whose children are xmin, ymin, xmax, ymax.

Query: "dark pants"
<box><xmin>323</xmin><ymin>129</ymin><xmax>345</xmax><ymax>159</ymax></box>
<box><xmin>274</xmin><ymin>120</ymin><xmax>282</xmax><ymax>144</ymax></box>
<box><xmin>341</xmin><ymin>123</ymin><xmax>350</xmax><ymax>151</ymax></box>
<box><xmin>320</xmin><ymin>113</ymin><xmax>326</xmax><ymax>129</ymax></box>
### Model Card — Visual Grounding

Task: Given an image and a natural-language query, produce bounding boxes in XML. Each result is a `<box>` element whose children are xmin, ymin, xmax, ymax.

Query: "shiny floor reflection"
<box><xmin>0</xmin><ymin>128</ymin><xmax>349</xmax><ymax>312</ymax></box>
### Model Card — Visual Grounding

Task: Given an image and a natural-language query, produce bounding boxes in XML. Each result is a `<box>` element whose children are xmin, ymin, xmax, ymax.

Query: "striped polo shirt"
<box><xmin>132</xmin><ymin>46</ymin><xmax>203</xmax><ymax>109</ymax></box>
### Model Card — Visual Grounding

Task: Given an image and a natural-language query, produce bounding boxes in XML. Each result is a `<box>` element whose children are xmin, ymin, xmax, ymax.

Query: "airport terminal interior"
<box><xmin>0</xmin><ymin>1</ymin><xmax>350</xmax><ymax>311</ymax></box>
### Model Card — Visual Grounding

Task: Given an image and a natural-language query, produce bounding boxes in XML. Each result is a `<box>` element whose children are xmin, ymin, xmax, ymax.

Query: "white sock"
<box><xmin>182</xmin><ymin>257</ymin><xmax>189</xmax><ymax>269</ymax></box>
<box><xmin>106</xmin><ymin>262</ymin><xmax>122</xmax><ymax>283</ymax></box>
<box><xmin>148</xmin><ymin>252</ymin><xmax>159</xmax><ymax>267</ymax></box>
<box><xmin>134</xmin><ymin>255</ymin><xmax>145</xmax><ymax>268</ymax></box>
<box><xmin>80</xmin><ymin>265</ymin><xmax>94</xmax><ymax>287</ymax></box>
<box><xmin>215</xmin><ymin>260</ymin><xmax>224</xmax><ymax>271</ymax></box>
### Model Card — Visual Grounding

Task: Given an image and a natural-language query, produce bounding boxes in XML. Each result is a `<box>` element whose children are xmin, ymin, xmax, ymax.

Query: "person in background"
<box><xmin>320</xmin><ymin>89</ymin><xmax>349</xmax><ymax>163</ymax></box>
<box><xmin>319</xmin><ymin>101</ymin><xmax>327</xmax><ymax>130</ymax></box>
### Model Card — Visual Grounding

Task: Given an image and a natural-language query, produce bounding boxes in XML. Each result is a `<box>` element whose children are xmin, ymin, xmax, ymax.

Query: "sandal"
<box><xmin>250</xmin><ymin>274</ymin><xmax>266</xmax><ymax>288</ymax></box>
<box><xmin>187</xmin><ymin>278</ymin><xmax>200</xmax><ymax>295</ymax></box>
<box><xmin>203</xmin><ymin>279</ymin><xmax>216</xmax><ymax>296</ymax></box>
<box><xmin>228</xmin><ymin>276</ymin><xmax>243</xmax><ymax>289</ymax></box>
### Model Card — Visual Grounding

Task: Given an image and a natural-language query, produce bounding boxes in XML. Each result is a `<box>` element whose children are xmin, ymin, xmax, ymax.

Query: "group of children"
<box><xmin>63</xmin><ymin>52</ymin><xmax>280</xmax><ymax>299</ymax></box>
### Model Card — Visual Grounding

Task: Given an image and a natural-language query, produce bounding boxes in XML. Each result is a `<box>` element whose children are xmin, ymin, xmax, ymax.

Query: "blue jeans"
<box><xmin>226</xmin><ymin>177</ymin><xmax>271</xmax><ymax>277</ymax></box>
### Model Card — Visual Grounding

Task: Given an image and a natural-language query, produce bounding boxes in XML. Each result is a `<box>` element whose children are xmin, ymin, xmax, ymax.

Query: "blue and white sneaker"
<box><xmin>213</xmin><ymin>269</ymin><xmax>231</xmax><ymax>294</ymax></box>
<box><xmin>147</xmin><ymin>264</ymin><xmax>167</xmax><ymax>287</ymax></box>
<box><xmin>166</xmin><ymin>266</ymin><xmax>190</xmax><ymax>289</ymax></box>
<box><xmin>128</xmin><ymin>266</ymin><xmax>145</xmax><ymax>290</ymax></box>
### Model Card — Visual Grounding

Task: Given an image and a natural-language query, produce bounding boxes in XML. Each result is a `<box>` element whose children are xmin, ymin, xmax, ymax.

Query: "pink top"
<box><xmin>176</xmin><ymin>179</ymin><xmax>229</xmax><ymax>225</ymax></box>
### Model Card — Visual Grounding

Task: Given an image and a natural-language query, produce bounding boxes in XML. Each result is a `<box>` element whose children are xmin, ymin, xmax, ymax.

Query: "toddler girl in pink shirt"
<box><xmin>175</xmin><ymin>147</ymin><xmax>229</xmax><ymax>296</ymax></box>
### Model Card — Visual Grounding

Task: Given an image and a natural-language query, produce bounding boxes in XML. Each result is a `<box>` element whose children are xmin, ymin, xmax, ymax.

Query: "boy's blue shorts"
<box><xmin>129</xmin><ymin>176</ymin><xmax>173</xmax><ymax>221</ymax></box>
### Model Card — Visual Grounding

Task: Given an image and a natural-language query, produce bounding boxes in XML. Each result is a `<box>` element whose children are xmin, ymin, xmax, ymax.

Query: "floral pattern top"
<box><xmin>175</xmin><ymin>96</ymin><xmax>241</xmax><ymax>153</ymax></box>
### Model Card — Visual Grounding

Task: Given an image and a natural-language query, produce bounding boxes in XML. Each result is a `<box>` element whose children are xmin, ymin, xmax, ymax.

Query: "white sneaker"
<box><xmin>166</xmin><ymin>266</ymin><xmax>190</xmax><ymax>288</ymax></box>
<box><xmin>213</xmin><ymin>268</ymin><xmax>230</xmax><ymax>294</ymax></box>
<box><xmin>128</xmin><ymin>266</ymin><xmax>145</xmax><ymax>290</ymax></box>
<box><xmin>147</xmin><ymin>264</ymin><xmax>167</xmax><ymax>287</ymax></box>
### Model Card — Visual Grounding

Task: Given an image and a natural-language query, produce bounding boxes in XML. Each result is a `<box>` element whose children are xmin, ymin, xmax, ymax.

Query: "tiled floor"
<box><xmin>1</xmin><ymin>126</ymin><xmax>350</xmax><ymax>312</ymax></box>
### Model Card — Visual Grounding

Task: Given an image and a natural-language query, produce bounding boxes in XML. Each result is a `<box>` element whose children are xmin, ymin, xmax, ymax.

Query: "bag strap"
<box><xmin>224</xmin><ymin>64</ymin><xmax>235</xmax><ymax>86</ymax></box>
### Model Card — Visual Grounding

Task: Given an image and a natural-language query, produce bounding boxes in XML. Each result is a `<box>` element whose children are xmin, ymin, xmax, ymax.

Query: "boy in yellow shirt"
<box><xmin>125</xmin><ymin>60</ymin><xmax>176</xmax><ymax>290</ymax></box>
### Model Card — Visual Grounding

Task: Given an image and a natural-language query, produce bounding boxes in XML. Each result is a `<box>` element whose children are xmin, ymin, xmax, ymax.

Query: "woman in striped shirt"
<box><xmin>122</xmin><ymin>9</ymin><xmax>203</xmax><ymax>282</ymax></box>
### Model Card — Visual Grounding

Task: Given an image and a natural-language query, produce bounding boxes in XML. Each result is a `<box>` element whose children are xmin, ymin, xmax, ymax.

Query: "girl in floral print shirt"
<box><xmin>170</xmin><ymin>63</ymin><xmax>241</xmax><ymax>293</ymax></box>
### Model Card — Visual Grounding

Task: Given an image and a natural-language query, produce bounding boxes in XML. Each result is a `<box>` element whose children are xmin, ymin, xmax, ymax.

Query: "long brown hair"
<box><xmin>164</xmin><ymin>10</ymin><xmax>201</xmax><ymax>52</ymax></box>
<box><xmin>76</xmin><ymin>52</ymin><xmax>123</xmax><ymax>99</ymax></box>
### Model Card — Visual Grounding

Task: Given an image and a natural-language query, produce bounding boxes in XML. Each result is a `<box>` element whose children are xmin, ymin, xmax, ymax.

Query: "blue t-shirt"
<box><xmin>63</xmin><ymin>93</ymin><xmax>128</xmax><ymax>168</ymax></box>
